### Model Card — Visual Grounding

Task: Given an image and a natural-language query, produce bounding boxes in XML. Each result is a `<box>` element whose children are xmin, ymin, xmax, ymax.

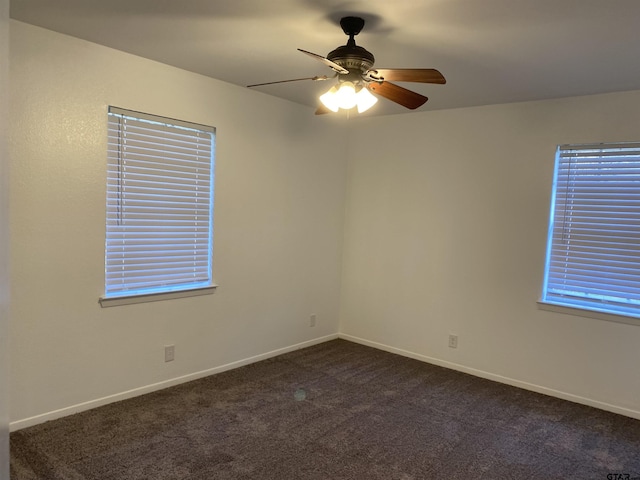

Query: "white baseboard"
<box><xmin>338</xmin><ymin>333</ymin><xmax>640</xmax><ymax>421</ymax></box>
<box><xmin>10</xmin><ymin>334</ymin><xmax>339</xmax><ymax>431</ymax></box>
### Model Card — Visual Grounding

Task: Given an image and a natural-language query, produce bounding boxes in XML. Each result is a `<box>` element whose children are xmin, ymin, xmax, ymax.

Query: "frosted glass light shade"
<box><xmin>356</xmin><ymin>87</ymin><xmax>378</xmax><ymax>113</ymax></box>
<box><xmin>319</xmin><ymin>86</ymin><xmax>340</xmax><ymax>112</ymax></box>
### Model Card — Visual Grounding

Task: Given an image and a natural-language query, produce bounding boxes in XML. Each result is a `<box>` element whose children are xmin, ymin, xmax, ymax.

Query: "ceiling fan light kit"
<box><xmin>248</xmin><ymin>16</ymin><xmax>446</xmax><ymax>115</ymax></box>
<box><xmin>319</xmin><ymin>81</ymin><xmax>378</xmax><ymax>113</ymax></box>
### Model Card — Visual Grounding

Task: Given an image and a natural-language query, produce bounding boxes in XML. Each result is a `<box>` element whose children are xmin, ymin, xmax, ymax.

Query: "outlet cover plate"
<box><xmin>164</xmin><ymin>345</ymin><xmax>175</xmax><ymax>362</ymax></box>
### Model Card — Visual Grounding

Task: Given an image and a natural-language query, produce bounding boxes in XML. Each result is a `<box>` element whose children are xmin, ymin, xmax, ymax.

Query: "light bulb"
<box><xmin>335</xmin><ymin>82</ymin><xmax>357</xmax><ymax>109</ymax></box>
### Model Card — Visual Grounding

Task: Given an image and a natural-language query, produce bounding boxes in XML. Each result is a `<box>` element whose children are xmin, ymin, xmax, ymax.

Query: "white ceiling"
<box><xmin>10</xmin><ymin>0</ymin><xmax>640</xmax><ymax>116</ymax></box>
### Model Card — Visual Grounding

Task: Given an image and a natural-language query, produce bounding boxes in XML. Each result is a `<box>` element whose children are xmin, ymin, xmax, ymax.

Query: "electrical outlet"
<box><xmin>448</xmin><ymin>334</ymin><xmax>458</xmax><ymax>349</ymax></box>
<box><xmin>164</xmin><ymin>345</ymin><xmax>175</xmax><ymax>362</ymax></box>
<box><xmin>309</xmin><ymin>314</ymin><xmax>317</xmax><ymax>327</ymax></box>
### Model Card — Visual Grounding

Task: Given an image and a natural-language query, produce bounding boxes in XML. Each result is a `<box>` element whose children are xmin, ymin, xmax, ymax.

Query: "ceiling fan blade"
<box><xmin>315</xmin><ymin>104</ymin><xmax>332</xmax><ymax>115</ymax></box>
<box><xmin>247</xmin><ymin>75</ymin><xmax>329</xmax><ymax>88</ymax></box>
<box><xmin>297</xmin><ymin>49</ymin><xmax>349</xmax><ymax>74</ymax></box>
<box><xmin>369</xmin><ymin>68</ymin><xmax>446</xmax><ymax>84</ymax></box>
<box><xmin>367</xmin><ymin>82</ymin><xmax>428</xmax><ymax>109</ymax></box>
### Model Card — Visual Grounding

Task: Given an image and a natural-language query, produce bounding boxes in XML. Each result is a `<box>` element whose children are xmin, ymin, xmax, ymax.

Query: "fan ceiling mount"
<box><xmin>247</xmin><ymin>16</ymin><xmax>446</xmax><ymax>115</ymax></box>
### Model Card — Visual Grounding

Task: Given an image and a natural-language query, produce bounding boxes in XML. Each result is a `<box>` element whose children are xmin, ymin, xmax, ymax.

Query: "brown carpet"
<box><xmin>10</xmin><ymin>339</ymin><xmax>640</xmax><ymax>479</ymax></box>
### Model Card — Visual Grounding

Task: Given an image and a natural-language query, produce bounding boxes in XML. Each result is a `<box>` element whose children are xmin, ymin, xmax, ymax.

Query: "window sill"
<box><xmin>537</xmin><ymin>300</ymin><xmax>639</xmax><ymax>326</ymax></box>
<box><xmin>99</xmin><ymin>285</ymin><xmax>217</xmax><ymax>308</ymax></box>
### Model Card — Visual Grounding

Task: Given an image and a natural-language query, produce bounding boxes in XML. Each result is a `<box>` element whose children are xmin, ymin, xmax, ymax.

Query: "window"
<box><xmin>541</xmin><ymin>142</ymin><xmax>640</xmax><ymax>319</ymax></box>
<box><xmin>100</xmin><ymin>107</ymin><xmax>215</xmax><ymax>306</ymax></box>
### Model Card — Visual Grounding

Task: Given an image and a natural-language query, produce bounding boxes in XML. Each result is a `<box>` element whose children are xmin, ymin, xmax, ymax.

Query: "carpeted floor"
<box><xmin>10</xmin><ymin>339</ymin><xmax>640</xmax><ymax>479</ymax></box>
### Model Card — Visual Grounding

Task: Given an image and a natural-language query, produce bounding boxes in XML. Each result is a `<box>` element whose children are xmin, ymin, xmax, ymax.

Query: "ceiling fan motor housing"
<box><xmin>327</xmin><ymin>44</ymin><xmax>375</xmax><ymax>83</ymax></box>
<box><xmin>328</xmin><ymin>44</ymin><xmax>374</xmax><ymax>69</ymax></box>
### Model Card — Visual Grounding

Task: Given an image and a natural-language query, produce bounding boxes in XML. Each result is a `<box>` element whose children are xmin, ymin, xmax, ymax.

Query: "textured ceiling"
<box><xmin>10</xmin><ymin>0</ymin><xmax>640</xmax><ymax>116</ymax></box>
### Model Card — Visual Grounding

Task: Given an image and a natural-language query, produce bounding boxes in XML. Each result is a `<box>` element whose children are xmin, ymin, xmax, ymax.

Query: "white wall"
<box><xmin>0</xmin><ymin>0</ymin><xmax>10</xmax><ymax>476</ymax></box>
<box><xmin>9</xmin><ymin>21</ymin><xmax>348</xmax><ymax>427</ymax></box>
<box><xmin>340</xmin><ymin>90</ymin><xmax>640</xmax><ymax>418</ymax></box>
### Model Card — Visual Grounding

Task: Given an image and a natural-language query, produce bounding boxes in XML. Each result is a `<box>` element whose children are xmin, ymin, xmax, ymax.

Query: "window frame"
<box><xmin>539</xmin><ymin>142</ymin><xmax>640</xmax><ymax>322</ymax></box>
<box><xmin>99</xmin><ymin>107</ymin><xmax>217</xmax><ymax>307</ymax></box>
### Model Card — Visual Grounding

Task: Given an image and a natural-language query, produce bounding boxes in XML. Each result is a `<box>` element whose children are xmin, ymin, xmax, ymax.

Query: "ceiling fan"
<box><xmin>247</xmin><ymin>16</ymin><xmax>446</xmax><ymax>115</ymax></box>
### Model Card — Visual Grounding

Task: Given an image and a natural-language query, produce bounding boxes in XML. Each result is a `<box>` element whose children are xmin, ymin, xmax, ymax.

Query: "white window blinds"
<box><xmin>542</xmin><ymin>142</ymin><xmax>640</xmax><ymax>319</ymax></box>
<box><xmin>104</xmin><ymin>107</ymin><xmax>215</xmax><ymax>299</ymax></box>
